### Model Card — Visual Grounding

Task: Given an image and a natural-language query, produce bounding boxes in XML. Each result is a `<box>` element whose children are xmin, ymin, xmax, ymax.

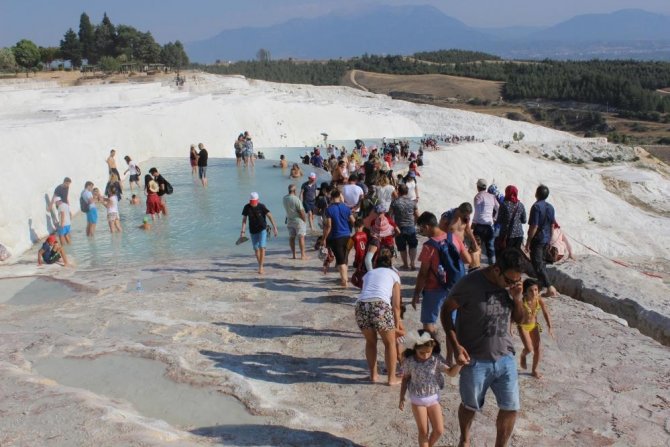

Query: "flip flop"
<box><xmin>235</xmin><ymin>236</ymin><xmax>249</xmax><ymax>245</ymax></box>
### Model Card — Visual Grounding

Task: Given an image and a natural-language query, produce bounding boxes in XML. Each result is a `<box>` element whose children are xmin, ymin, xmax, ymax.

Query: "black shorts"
<box><xmin>328</xmin><ymin>237</ymin><xmax>349</xmax><ymax>266</ymax></box>
<box><xmin>129</xmin><ymin>174</ymin><xmax>139</xmax><ymax>182</ymax></box>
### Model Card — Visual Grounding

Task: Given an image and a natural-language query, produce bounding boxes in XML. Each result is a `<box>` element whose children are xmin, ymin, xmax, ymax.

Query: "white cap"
<box><xmin>309</xmin><ymin>172</ymin><xmax>316</xmax><ymax>179</ymax></box>
<box><xmin>249</xmin><ymin>192</ymin><xmax>259</xmax><ymax>202</ymax></box>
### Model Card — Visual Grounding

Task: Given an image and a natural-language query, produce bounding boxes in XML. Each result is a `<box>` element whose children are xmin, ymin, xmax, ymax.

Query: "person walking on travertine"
<box><xmin>526</xmin><ymin>185</ymin><xmax>558</xmax><ymax>297</ymax></box>
<box><xmin>283</xmin><ymin>184</ymin><xmax>308</xmax><ymax>260</ymax></box>
<box><xmin>472</xmin><ymin>178</ymin><xmax>499</xmax><ymax>266</ymax></box>
<box><xmin>440</xmin><ymin>248</ymin><xmax>525</xmax><ymax>447</ymax></box>
<box><xmin>241</xmin><ymin>192</ymin><xmax>278</xmax><ymax>274</ymax></box>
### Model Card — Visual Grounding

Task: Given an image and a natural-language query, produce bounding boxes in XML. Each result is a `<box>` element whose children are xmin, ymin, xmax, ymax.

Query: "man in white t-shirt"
<box><xmin>472</xmin><ymin>178</ymin><xmax>499</xmax><ymax>266</ymax></box>
<box><xmin>55</xmin><ymin>197</ymin><xmax>72</xmax><ymax>244</ymax></box>
<box><xmin>342</xmin><ymin>174</ymin><xmax>364</xmax><ymax>213</ymax></box>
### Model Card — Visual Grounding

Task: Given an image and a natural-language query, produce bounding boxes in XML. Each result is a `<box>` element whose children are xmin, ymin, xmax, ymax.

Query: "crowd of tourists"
<box><xmin>41</xmin><ymin>133</ymin><xmax>573</xmax><ymax>447</ymax></box>
<box><xmin>261</xmin><ymin>139</ymin><xmax>569</xmax><ymax>447</ymax></box>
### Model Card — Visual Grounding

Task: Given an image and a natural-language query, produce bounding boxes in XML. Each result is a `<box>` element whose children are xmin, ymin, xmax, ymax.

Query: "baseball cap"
<box><xmin>309</xmin><ymin>172</ymin><xmax>316</xmax><ymax>179</ymax></box>
<box><xmin>249</xmin><ymin>192</ymin><xmax>259</xmax><ymax>203</ymax></box>
<box><xmin>46</xmin><ymin>234</ymin><xmax>57</xmax><ymax>244</ymax></box>
<box><xmin>477</xmin><ymin>178</ymin><xmax>487</xmax><ymax>188</ymax></box>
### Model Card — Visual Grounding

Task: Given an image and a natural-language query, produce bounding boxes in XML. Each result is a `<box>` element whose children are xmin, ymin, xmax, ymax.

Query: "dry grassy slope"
<box><xmin>342</xmin><ymin>69</ymin><xmax>503</xmax><ymax>102</ymax></box>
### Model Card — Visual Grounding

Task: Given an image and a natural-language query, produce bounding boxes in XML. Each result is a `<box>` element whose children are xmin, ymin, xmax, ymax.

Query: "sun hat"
<box><xmin>249</xmin><ymin>192</ymin><xmax>259</xmax><ymax>204</ymax></box>
<box><xmin>371</xmin><ymin>214</ymin><xmax>394</xmax><ymax>239</ymax></box>
<box><xmin>309</xmin><ymin>172</ymin><xmax>316</xmax><ymax>179</ymax></box>
<box><xmin>46</xmin><ymin>234</ymin><xmax>57</xmax><ymax>244</ymax></box>
<box><xmin>148</xmin><ymin>180</ymin><xmax>159</xmax><ymax>193</ymax></box>
<box><xmin>477</xmin><ymin>178</ymin><xmax>487</xmax><ymax>188</ymax></box>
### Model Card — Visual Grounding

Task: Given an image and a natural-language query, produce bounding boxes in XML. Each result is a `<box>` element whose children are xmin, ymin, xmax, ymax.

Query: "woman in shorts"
<box><xmin>354</xmin><ymin>248</ymin><xmax>402</xmax><ymax>385</ymax></box>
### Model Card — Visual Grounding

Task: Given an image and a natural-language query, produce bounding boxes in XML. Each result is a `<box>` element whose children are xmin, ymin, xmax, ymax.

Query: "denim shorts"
<box><xmin>251</xmin><ymin>230</ymin><xmax>267</xmax><ymax>250</ymax></box>
<box><xmin>459</xmin><ymin>354</ymin><xmax>520</xmax><ymax>411</ymax></box>
<box><xmin>420</xmin><ymin>289</ymin><xmax>448</xmax><ymax>324</ymax></box>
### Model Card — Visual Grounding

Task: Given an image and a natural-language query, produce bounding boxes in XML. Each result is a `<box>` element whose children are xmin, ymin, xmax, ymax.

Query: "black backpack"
<box><xmin>80</xmin><ymin>192</ymin><xmax>90</xmax><ymax>213</ymax></box>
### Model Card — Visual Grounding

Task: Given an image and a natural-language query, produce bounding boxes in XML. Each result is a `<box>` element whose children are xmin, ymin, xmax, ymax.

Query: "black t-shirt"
<box><xmin>155</xmin><ymin>174</ymin><xmax>168</xmax><ymax>196</ymax></box>
<box><xmin>198</xmin><ymin>149</ymin><xmax>208</xmax><ymax>167</ymax></box>
<box><xmin>242</xmin><ymin>203</ymin><xmax>270</xmax><ymax>234</ymax></box>
<box><xmin>54</xmin><ymin>184</ymin><xmax>69</xmax><ymax>204</ymax></box>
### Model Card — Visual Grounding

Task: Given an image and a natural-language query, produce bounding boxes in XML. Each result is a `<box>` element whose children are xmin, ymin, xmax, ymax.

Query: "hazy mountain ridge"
<box><xmin>186</xmin><ymin>6</ymin><xmax>670</xmax><ymax>62</ymax></box>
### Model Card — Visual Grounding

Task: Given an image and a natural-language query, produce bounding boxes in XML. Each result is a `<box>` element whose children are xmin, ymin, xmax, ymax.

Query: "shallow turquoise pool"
<box><xmin>61</xmin><ymin>157</ymin><xmax>329</xmax><ymax>269</ymax></box>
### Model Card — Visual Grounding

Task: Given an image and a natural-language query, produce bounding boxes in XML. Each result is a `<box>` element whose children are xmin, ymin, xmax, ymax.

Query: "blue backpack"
<box><xmin>426</xmin><ymin>233</ymin><xmax>466</xmax><ymax>290</ymax></box>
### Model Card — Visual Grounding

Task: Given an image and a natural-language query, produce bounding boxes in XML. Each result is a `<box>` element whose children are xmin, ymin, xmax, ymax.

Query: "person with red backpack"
<box><xmin>413</xmin><ymin>212</ymin><xmax>473</xmax><ymax>338</ymax></box>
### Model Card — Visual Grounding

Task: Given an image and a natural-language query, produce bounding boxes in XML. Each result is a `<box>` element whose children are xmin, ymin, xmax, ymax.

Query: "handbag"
<box><xmin>494</xmin><ymin>203</ymin><xmax>519</xmax><ymax>251</ymax></box>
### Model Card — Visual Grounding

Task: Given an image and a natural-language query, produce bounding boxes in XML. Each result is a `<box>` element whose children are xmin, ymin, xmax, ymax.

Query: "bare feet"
<box><xmin>387</xmin><ymin>379</ymin><xmax>402</xmax><ymax>386</ymax></box>
<box><xmin>370</xmin><ymin>374</ymin><xmax>380</xmax><ymax>383</ymax></box>
<box><xmin>532</xmin><ymin>371</ymin><xmax>543</xmax><ymax>379</ymax></box>
<box><xmin>542</xmin><ymin>286</ymin><xmax>558</xmax><ymax>297</ymax></box>
<box><xmin>300</xmin><ymin>256</ymin><xmax>310</xmax><ymax>260</ymax></box>
<box><xmin>258</xmin><ymin>267</ymin><xmax>265</xmax><ymax>275</ymax></box>
<box><xmin>340</xmin><ymin>280</ymin><xmax>349</xmax><ymax>288</ymax></box>
<box><xmin>520</xmin><ymin>354</ymin><xmax>527</xmax><ymax>370</ymax></box>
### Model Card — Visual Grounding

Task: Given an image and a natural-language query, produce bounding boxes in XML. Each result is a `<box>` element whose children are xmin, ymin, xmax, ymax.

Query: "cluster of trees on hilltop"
<box><xmin>413</xmin><ymin>49</ymin><xmax>501</xmax><ymax>64</ymax></box>
<box><xmin>203</xmin><ymin>52</ymin><xmax>670</xmax><ymax>114</ymax></box>
<box><xmin>0</xmin><ymin>12</ymin><xmax>189</xmax><ymax>74</ymax></box>
<box><xmin>60</xmin><ymin>13</ymin><xmax>189</xmax><ymax>70</ymax></box>
<box><xmin>201</xmin><ymin>50</ymin><xmax>500</xmax><ymax>85</ymax></box>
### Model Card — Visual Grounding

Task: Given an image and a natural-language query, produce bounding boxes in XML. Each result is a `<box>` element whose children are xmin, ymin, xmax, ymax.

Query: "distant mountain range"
<box><xmin>186</xmin><ymin>6</ymin><xmax>670</xmax><ymax>63</ymax></box>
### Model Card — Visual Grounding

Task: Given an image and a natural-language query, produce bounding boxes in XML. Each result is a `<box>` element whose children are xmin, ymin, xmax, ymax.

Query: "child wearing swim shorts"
<box><xmin>399</xmin><ymin>330</ymin><xmax>461</xmax><ymax>447</ymax></box>
<box><xmin>517</xmin><ymin>278</ymin><xmax>553</xmax><ymax>379</ymax></box>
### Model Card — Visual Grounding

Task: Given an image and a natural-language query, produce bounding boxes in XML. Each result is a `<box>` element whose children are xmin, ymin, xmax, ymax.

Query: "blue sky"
<box><xmin>1</xmin><ymin>0</ymin><xmax>669</xmax><ymax>47</ymax></box>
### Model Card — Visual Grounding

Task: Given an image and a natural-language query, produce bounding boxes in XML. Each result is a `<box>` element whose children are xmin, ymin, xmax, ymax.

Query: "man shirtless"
<box><xmin>440</xmin><ymin>202</ymin><xmax>479</xmax><ymax>249</ymax></box>
<box><xmin>106</xmin><ymin>149</ymin><xmax>120</xmax><ymax>177</ymax></box>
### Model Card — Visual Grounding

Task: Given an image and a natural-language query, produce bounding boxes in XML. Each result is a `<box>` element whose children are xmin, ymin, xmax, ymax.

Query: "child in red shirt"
<box><xmin>351</xmin><ymin>219</ymin><xmax>368</xmax><ymax>269</ymax></box>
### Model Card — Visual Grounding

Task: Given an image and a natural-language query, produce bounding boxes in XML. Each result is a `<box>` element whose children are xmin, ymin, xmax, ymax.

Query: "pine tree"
<box><xmin>60</xmin><ymin>28</ymin><xmax>82</xmax><ymax>67</ymax></box>
<box><xmin>78</xmin><ymin>12</ymin><xmax>96</xmax><ymax>64</ymax></box>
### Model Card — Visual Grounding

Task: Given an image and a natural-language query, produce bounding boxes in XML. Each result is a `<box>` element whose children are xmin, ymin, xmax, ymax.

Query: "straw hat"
<box><xmin>148</xmin><ymin>180</ymin><xmax>159</xmax><ymax>193</ymax></box>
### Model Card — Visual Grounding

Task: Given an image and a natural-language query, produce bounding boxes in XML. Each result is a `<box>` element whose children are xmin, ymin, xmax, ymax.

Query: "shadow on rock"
<box><xmin>191</xmin><ymin>423</ymin><xmax>363</xmax><ymax>446</ymax></box>
<box><xmin>200</xmin><ymin>350</ymin><xmax>367</xmax><ymax>385</ymax></box>
<box><xmin>214</xmin><ymin>322</ymin><xmax>359</xmax><ymax>339</ymax></box>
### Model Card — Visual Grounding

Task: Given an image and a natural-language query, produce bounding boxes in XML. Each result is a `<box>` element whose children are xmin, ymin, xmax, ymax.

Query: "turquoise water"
<box><xmin>62</xmin><ymin>157</ymin><xmax>329</xmax><ymax>269</ymax></box>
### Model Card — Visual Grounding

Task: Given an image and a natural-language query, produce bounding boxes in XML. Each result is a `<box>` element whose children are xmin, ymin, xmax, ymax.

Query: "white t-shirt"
<box><xmin>405</xmin><ymin>179</ymin><xmax>417</xmax><ymax>201</ymax></box>
<box><xmin>358</xmin><ymin>267</ymin><xmax>401</xmax><ymax>305</ymax></box>
<box><xmin>58</xmin><ymin>202</ymin><xmax>71</xmax><ymax>226</ymax></box>
<box><xmin>342</xmin><ymin>184</ymin><xmax>364</xmax><ymax>209</ymax></box>
<box><xmin>128</xmin><ymin>161</ymin><xmax>138</xmax><ymax>175</ymax></box>
<box><xmin>473</xmin><ymin>191</ymin><xmax>499</xmax><ymax>225</ymax></box>
<box><xmin>107</xmin><ymin>195</ymin><xmax>119</xmax><ymax>214</ymax></box>
<box><xmin>375</xmin><ymin>185</ymin><xmax>396</xmax><ymax>211</ymax></box>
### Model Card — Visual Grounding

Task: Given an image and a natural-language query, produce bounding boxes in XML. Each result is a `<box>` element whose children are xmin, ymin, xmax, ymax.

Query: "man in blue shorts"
<box><xmin>412</xmin><ymin>212</ymin><xmax>470</xmax><ymax>335</ymax></box>
<box><xmin>81</xmin><ymin>181</ymin><xmax>98</xmax><ymax>237</ymax></box>
<box><xmin>440</xmin><ymin>248</ymin><xmax>525</xmax><ymax>447</ymax></box>
<box><xmin>241</xmin><ymin>192</ymin><xmax>278</xmax><ymax>274</ymax></box>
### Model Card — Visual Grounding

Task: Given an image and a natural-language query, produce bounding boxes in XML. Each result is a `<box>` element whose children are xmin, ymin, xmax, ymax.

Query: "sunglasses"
<box><xmin>500</xmin><ymin>271</ymin><xmax>522</xmax><ymax>286</ymax></box>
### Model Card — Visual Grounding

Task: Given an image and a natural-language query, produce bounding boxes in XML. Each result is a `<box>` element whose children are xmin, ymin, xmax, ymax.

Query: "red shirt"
<box><xmin>352</xmin><ymin>231</ymin><xmax>368</xmax><ymax>267</ymax></box>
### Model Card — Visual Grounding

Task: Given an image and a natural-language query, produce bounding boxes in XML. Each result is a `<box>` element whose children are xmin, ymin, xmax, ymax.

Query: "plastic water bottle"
<box><xmin>135</xmin><ymin>280</ymin><xmax>143</xmax><ymax>293</ymax></box>
<box><xmin>437</xmin><ymin>264</ymin><xmax>446</xmax><ymax>280</ymax></box>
